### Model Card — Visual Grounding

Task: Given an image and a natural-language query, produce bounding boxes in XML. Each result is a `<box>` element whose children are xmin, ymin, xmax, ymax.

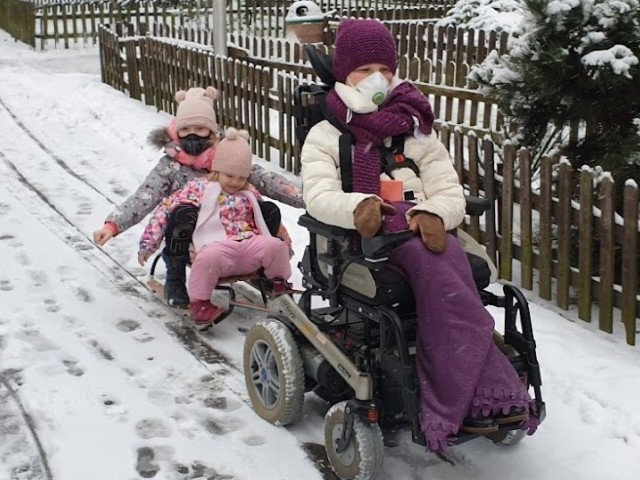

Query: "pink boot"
<box><xmin>190</xmin><ymin>300</ymin><xmax>226</xmax><ymax>330</ymax></box>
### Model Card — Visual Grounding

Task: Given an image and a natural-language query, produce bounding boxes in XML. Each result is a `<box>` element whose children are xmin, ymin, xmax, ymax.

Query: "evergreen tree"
<box><xmin>470</xmin><ymin>0</ymin><xmax>640</xmax><ymax>190</ymax></box>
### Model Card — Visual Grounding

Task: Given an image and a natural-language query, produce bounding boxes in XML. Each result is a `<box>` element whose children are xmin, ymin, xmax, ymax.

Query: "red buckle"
<box><xmin>393</xmin><ymin>153</ymin><xmax>405</xmax><ymax>163</ymax></box>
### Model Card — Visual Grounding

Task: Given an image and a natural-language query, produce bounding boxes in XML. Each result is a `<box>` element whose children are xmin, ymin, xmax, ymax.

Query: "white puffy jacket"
<box><xmin>300</xmin><ymin>81</ymin><xmax>466</xmax><ymax>231</ymax></box>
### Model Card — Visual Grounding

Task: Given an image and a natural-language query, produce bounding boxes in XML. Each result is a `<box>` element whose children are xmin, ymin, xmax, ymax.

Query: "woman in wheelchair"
<box><xmin>139</xmin><ymin>128</ymin><xmax>293</xmax><ymax>330</ymax></box>
<box><xmin>300</xmin><ymin>19</ymin><xmax>537</xmax><ymax>451</ymax></box>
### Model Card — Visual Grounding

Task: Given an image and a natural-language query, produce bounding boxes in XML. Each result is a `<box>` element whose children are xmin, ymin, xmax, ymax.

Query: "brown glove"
<box><xmin>409</xmin><ymin>212</ymin><xmax>447</xmax><ymax>253</ymax></box>
<box><xmin>353</xmin><ymin>197</ymin><xmax>397</xmax><ymax>239</ymax></box>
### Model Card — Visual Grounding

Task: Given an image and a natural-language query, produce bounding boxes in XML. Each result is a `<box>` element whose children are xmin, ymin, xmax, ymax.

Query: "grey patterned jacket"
<box><xmin>104</xmin><ymin>128</ymin><xmax>304</xmax><ymax>234</ymax></box>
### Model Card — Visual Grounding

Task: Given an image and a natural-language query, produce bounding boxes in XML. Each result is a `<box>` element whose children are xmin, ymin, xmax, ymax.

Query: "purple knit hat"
<box><xmin>332</xmin><ymin>19</ymin><xmax>398</xmax><ymax>83</ymax></box>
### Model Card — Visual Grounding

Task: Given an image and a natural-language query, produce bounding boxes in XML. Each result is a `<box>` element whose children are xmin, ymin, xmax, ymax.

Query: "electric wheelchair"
<box><xmin>242</xmin><ymin>199</ymin><xmax>546</xmax><ymax>480</ymax></box>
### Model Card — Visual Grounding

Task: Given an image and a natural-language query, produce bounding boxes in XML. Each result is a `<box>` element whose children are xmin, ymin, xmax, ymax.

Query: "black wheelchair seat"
<box><xmin>298</xmin><ymin>214</ymin><xmax>493</xmax><ymax>313</ymax></box>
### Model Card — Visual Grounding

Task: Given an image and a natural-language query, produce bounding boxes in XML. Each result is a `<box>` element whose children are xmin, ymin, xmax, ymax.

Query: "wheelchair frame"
<box><xmin>275</xmin><ymin>213</ymin><xmax>547</xmax><ymax>449</ymax></box>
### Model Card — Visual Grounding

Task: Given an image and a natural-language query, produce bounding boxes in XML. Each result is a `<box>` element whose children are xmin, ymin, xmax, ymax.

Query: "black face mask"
<box><xmin>179</xmin><ymin>134</ymin><xmax>211</xmax><ymax>156</ymax></box>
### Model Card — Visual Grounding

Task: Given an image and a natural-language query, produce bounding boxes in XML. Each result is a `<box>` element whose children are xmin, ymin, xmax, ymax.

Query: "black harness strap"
<box><xmin>314</xmin><ymin>86</ymin><xmax>355</xmax><ymax>193</ymax></box>
<box><xmin>381</xmin><ymin>136</ymin><xmax>421</xmax><ymax>179</ymax></box>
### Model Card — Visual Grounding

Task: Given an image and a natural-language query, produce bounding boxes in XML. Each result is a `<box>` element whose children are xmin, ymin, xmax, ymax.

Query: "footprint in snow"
<box><xmin>76</xmin><ymin>201</ymin><xmax>93</xmax><ymax>216</ymax></box>
<box><xmin>13</xmin><ymin>250</ymin><xmax>29</xmax><ymax>266</ymax></box>
<box><xmin>28</xmin><ymin>269</ymin><xmax>48</xmax><ymax>287</ymax></box>
<box><xmin>203</xmin><ymin>415</ymin><xmax>245</xmax><ymax>435</ymax></box>
<box><xmin>44</xmin><ymin>298</ymin><xmax>60</xmax><ymax>312</ymax></box>
<box><xmin>116</xmin><ymin>319</ymin><xmax>140</xmax><ymax>332</ymax></box>
<box><xmin>242</xmin><ymin>435</ymin><xmax>266</xmax><ymax>447</ymax></box>
<box><xmin>62</xmin><ymin>359</ymin><xmax>85</xmax><ymax>376</ymax></box>
<box><xmin>73</xmin><ymin>285</ymin><xmax>93</xmax><ymax>303</ymax></box>
<box><xmin>116</xmin><ymin>318</ymin><xmax>155</xmax><ymax>343</ymax></box>
<box><xmin>15</xmin><ymin>328</ymin><xmax>57</xmax><ymax>352</ymax></box>
<box><xmin>62</xmin><ymin>315</ymin><xmax>83</xmax><ymax>330</ymax></box>
<box><xmin>87</xmin><ymin>338</ymin><xmax>114</xmax><ymax>360</ymax></box>
<box><xmin>102</xmin><ymin>395</ymin><xmax>128</xmax><ymax>420</ymax></box>
<box><xmin>135</xmin><ymin>418</ymin><xmax>172</xmax><ymax>439</ymax></box>
<box><xmin>190</xmin><ymin>461</ymin><xmax>230</xmax><ymax>479</ymax></box>
<box><xmin>136</xmin><ymin>447</ymin><xmax>160</xmax><ymax>478</ymax></box>
<box><xmin>0</xmin><ymin>279</ymin><xmax>13</xmax><ymax>291</ymax></box>
<box><xmin>56</xmin><ymin>265</ymin><xmax>76</xmax><ymax>281</ymax></box>
<box><xmin>203</xmin><ymin>396</ymin><xmax>227</xmax><ymax>410</ymax></box>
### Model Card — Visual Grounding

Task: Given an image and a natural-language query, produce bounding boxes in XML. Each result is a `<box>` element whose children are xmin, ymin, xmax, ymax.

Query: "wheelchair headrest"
<box><xmin>304</xmin><ymin>44</ymin><xmax>336</xmax><ymax>87</ymax></box>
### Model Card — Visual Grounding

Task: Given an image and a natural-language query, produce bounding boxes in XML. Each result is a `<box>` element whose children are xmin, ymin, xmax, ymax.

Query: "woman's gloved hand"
<box><xmin>409</xmin><ymin>212</ymin><xmax>447</xmax><ymax>252</ymax></box>
<box><xmin>353</xmin><ymin>197</ymin><xmax>397</xmax><ymax>238</ymax></box>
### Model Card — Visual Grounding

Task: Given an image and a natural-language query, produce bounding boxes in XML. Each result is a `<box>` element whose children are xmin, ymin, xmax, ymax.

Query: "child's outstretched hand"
<box><xmin>93</xmin><ymin>227</ymin><xmax>114</xmax><ymax>246</ymax></box>
<box><xmin>138</xmin><ymin>251</ymin><xmax>151</xmax><ymax>266</ymax></box>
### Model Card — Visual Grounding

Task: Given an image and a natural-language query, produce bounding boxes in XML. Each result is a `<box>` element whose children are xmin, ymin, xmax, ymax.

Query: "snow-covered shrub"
<box><xmin>469</xmin><ymin>0</ymin><xmax>640</xmax><ymax>199</ymax></box>
<box><xmin>436</xmin><ymin>0</ymin><xmax>526</xmax><ymax>33</ymax></box>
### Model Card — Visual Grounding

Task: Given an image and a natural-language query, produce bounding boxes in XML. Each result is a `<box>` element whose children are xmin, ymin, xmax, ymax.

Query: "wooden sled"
<box><xmin>146</xmin><ymin>255</ymin><xmax>299</xmax><ymax>326</ymax></box>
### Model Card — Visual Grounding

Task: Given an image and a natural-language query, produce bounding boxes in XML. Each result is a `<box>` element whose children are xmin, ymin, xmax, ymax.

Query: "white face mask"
<box><xmin>353</xmin><ymin>72</ymin><xmax>390</xmax><ymax>106</ymax></box>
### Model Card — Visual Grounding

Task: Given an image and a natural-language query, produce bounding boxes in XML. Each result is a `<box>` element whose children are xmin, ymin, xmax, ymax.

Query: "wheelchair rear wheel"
<box><xmin>324</xmin><ymin>401</ymin><xmax>384</xmax><ymax>480</ymax></box>
<box><xmin>243</xmin><ymin>319</ymin><xmax>305</xmax><ymax>426</ymax></box>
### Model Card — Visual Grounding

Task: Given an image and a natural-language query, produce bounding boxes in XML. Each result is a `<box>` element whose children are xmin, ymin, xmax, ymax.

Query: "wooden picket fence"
<box><xmin>6</xmin><ymin>0</ymin><xmax>456</xmax><ymax>49</ymax></box>
<box><xmin>229</xmin><ymin>23</ymin><xmax>508</xmax><ymax>134</ymax></box>
<box><xmin>98</xmin><ymin>24</ymin><xmax>639</xmax><ymax>345</ymax></box>
<box><xmin>232</xmin><ymin>0</ymin><xmax>454</xmax><ymax>38</ymax></box>
<box><xmin>451</xmin><ymin>135</ymin><xmax>639</xmax><ymax>346</ymax></box>
<box><xmin>0</xmin><ymin>0</ymin><xmax>37</xmax><ymax>48</ymax></box>
<box><xmin>4</xmin><ymin>0</ymin><xmax>214</xmax><ymax>49</ymax></box>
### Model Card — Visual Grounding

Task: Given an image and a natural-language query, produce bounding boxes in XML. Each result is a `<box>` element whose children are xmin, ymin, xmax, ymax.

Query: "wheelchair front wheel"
<box><xmin>243</xmin><ymin>319</ymin><xmax>304</xmax><ymax>426</ymax></box>
<box><xmin>486</xmin><ymin>428</ymin><xmax>526</xmax><ymax>446</ymax></box>
<box><xmin>324</xmin><ymin>401</ymin><xmax>384</xmax><ymax>480</ymax></box>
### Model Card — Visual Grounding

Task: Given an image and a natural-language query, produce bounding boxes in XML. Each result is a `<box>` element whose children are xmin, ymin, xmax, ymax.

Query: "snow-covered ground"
<box><xmin>0</xmin><ymin>31</ymin><xmax>639</xmax><ymax>480</ymax></box>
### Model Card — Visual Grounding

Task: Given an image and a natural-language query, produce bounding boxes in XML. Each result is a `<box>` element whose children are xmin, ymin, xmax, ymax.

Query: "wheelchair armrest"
<box><xmin>465</xmin><ymin>195</ymin><xmax>492</xmax><ymax>216</ymax></box>
<box><xmin>361</xmin><ymin>230</ymin><xmax>414</xmax><ymax>262</ymax></box>
<box><xmin>298</xmin><ymin>213</ymin><xmax>354</xmax><ymax>240</ymax></box>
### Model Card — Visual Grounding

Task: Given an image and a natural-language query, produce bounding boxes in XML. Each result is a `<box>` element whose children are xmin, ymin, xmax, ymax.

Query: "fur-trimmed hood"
<box><xmin>147</xmin><ymin>126</ymin><xmax>173</xmax><ymax>150</ymax></box>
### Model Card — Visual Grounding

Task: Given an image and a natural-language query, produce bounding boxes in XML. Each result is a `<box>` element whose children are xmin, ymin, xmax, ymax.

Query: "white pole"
<box><xmin>213</xmin><ymin>0</ymin><xmax>228</xmax><ymax>57</ymax></box>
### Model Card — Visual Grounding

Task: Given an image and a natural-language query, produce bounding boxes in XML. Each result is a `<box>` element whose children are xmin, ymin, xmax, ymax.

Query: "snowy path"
<box><xmin>1</xmin><ymin>34</ymin><xmax>639</xmax><ymax>480</ymax></box>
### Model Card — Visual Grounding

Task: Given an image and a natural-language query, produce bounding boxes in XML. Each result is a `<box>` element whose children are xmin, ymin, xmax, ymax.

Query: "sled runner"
<box><xmin>146</xmin><ymin>254</ymin><xmax>301</xmax><ymax>329</ymax></box>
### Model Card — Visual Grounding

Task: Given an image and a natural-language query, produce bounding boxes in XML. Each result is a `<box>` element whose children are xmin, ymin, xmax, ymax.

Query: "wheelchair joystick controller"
<box><xmin>361</xmin><ymin>230</ymin><xmax>414</xmax><ymax>262</ymax></box>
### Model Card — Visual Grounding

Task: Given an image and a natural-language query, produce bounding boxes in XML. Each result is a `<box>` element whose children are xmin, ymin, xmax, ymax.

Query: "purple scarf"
<box><xmin>325</xmin><ymin>81</ymin><xmax>435</xmax><ymax>194</ymax></box>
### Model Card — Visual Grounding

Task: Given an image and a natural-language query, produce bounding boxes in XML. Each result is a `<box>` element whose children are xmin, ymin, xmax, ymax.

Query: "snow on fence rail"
<box><xmin>2</xmin><ymin>0</ymin><xmax>214</xmax><ymax>49</ymax></box>
<box><xmin>98</xmin><ymin>24</ymin><xmax>639</xmax><ymax>345</ymax></box>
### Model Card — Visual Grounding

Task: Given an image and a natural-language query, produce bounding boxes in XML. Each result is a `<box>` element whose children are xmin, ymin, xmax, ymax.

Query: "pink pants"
<box><xmin>188</xmin><ymin>236</ymin><xmax>292</xmax><ymax>301</ymax></box>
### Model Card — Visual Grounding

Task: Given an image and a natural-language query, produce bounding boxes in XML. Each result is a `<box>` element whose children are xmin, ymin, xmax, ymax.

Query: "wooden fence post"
<box><xmin>538</xmin><ymin>157</ymin><xmax>553</xmax><ymax>301</ymax></box>
<box><xmin>483</xmin><ymin>138</ymin><xmax>497</xmax><ymax>265</ymax></box>
<box><xmin>500</xmin><ymin>143</ymin><xmax>515</xmax><ymax>281</ymax></box>
<box><xmin>578</xmin><ymin>167</ymin><xmax>594</xmax><ymax>322</ymax></box>
<box><xmin>620</xmin><ymin>181</ymin><xmax>638</xmax><ymax>345</ymax></box>
<box><xmin>598</xmin><ymin>177</ymin><xmax>615</xmax><ymax>334</ymax></box>
<box><xmin>556</xmin><ymin>161</ymin><xmax>572</xmax><ymax>310</ymax></box>
<box><xmin>519</xmin><ymin>148</ymin><xmax>533</xmax><ymax>290</ymax></box>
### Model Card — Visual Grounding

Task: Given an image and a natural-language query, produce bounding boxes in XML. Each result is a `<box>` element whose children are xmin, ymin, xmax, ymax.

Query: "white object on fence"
<box><xmin>286</xmin><ymin>1</ymin><xmax>325</xmax><ymax>23</ymax></box>
<box><xmin>285</xmin><ymin>1</ymin><xmax>326</xmax><ymax>43</ymax></box>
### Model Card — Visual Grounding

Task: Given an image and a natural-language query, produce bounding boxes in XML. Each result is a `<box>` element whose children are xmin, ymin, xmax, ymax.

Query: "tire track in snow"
<box><xmin>0</xmin><ymin>95</ymin><xmax>116</xmax><ymax>207</ymax></box>
<box><xmin>0</xmin><ymin>109</ymin><xmax>341</xmax><ymax>479</ymax></box>
<box><xmin>0</xmin><ymin>148</ymin><xmax>238</xmax><ymax>373</ymax></box>
<box><xmin>0</xmin><ymin>98</ymin><xmax>356</xmax><ymax>479</ymax></box>
<box><xmin>0</xmin><ymin>374</ymin><xmax>53</xmax><ymax>480</ymax></box>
